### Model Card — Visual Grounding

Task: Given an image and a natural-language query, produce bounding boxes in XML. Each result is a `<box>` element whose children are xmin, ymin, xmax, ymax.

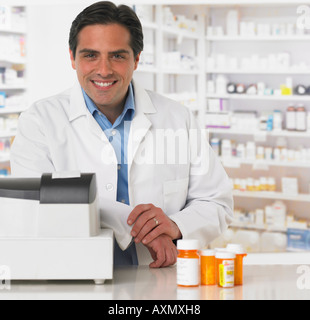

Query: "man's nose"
<box><xmin>97</xmin><ymin>58</ymin><xmax>113</xmax><ymax>77</ymax></box>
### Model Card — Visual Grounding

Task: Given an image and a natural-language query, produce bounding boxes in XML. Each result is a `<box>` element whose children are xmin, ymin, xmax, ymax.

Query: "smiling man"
<box><xmin>10</xmin><ymin>1</ymin><xmax>234</xmax><ymax>268</ymax></box>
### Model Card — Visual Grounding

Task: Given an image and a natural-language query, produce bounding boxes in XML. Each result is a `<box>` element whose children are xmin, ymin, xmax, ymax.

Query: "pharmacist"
<box><xmin>10</xmin><ymin>1</ymin><xmax>233</xmax><ymax>268</ymax></box>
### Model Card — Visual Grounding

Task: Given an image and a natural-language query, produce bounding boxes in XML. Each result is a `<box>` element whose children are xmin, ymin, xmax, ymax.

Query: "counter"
<box><xmin>0</xmin><ymin>264</ymin><xmax>309</xmax><ymax>300</ymax></box>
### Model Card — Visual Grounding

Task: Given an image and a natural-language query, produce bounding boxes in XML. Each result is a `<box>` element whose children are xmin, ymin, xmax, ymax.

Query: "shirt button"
<box><xmin>106</xmin><ymin>184</ymin><xmax>114</xmax><ymax>192</ymax></box>
<box><xmin>118</xmin><ymin>165</ymin><xmax>121</xmax><ymax>170</ymax></box>
<box><xmin>111</xmin><ymin>130</ymin><xmax>117</xmax><ymax>136</ymax></box>
<box><xmin>121</xmin><ymin>199</ymin><xmax>126</xmax><ymax>204</ymax></box>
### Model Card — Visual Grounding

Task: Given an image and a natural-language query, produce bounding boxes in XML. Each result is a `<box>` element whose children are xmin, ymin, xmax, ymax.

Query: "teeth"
<box><xmin>93</xmin><ymin>81</ymin><xmax>114</xmax><ymax>87</ymax></box>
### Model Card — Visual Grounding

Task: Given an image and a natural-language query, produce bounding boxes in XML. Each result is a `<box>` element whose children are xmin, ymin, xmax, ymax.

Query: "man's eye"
<box><xmin>113</xmin><ymin>54</ymin><xmax>124</xmax><ymax>59</ymax></box>
<box><xmin>85</xmin><ymin>54</ymin><xmax>96</xmax><ymax>59</ymax></box>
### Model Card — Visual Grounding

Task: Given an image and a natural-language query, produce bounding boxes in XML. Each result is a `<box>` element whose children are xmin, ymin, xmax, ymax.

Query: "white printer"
<box><xmin>0</xmin><ymin>173</ymin><xmax>113</xmax><ymax>284</ymax></box>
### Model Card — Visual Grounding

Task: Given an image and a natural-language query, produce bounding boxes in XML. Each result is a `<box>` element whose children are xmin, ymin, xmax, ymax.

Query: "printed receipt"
<box><xmin>99</xmin><ymin>197</ymin><xmax>133</xmax><ymax>251</ymax></box>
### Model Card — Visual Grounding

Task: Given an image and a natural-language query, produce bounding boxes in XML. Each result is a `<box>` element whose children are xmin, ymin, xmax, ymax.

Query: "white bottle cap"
<box><xmin>226</xmin><ymin>244</ymin><xmax>246</xmax><ymax>254</ymax></box>
<box><xmin>200</xmin><ymin>249</ymin><xmax>215</xmax><ymax>256</ymax></box>
<box><xmin>215</xmin><ymin>251</ymin><xmax>236</xmax><ymax>259</ymax></box>
<box><xmin>177</xmin><ymin>239</ymin><xmax>200</xmax><ymax>250</ymax></box>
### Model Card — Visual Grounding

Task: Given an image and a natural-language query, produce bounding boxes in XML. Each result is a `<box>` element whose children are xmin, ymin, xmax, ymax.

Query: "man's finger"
<box><xmin>127</xmin><ymin>204</ymin><xmax>153</xmax><ymax>225</ymax></box>
<box><xmin>149</xmin><ymin>247</ymin><xmax>166</xmax><ymax>268</ymax></box>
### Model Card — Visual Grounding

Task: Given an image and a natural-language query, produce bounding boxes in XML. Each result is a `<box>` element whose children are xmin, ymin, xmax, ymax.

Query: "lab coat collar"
<box><xmin>68</xmin><ymin>81</ymin><xmax>89</xmax><ymax>122</ymax></box>
<box><xmin>68</xmin><ymin>79</ymin><xmax>157</xmax><ymax>123</ymax></box>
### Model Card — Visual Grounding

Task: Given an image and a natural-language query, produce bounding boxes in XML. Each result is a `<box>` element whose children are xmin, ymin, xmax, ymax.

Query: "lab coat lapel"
<box><xmin>69</xmin><ymin>82</ymin><xmax>109</xmax><ymax>143</ymax></box>
<box><xmin>128</xmin><ymin>81</ymin><xmax>156</xmax><ymax>173</ymax></box>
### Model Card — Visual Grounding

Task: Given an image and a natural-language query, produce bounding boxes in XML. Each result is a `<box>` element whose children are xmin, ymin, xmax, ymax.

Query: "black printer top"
<box><xmin>0</xmin><ymin>173</ymin><xmax>97</xmax><ymax>204</ymax></box>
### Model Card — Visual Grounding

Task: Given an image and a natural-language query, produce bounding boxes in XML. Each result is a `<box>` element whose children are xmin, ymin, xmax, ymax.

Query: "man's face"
<box><xmin>70</xmin><ymin>23</ymin><xmax>140</xmax><ymax>112</ymax></box>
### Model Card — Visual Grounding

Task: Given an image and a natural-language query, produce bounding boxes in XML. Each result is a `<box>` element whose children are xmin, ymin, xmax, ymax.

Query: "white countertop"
<box><xmin>1</xmin><ymin>264</ymin><xmax>310</xmax><ymax>300</ymax></box>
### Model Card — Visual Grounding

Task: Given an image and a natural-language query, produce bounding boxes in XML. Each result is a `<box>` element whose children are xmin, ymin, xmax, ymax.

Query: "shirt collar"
<box><xmin>82</xmin><ymin>82</ymin><xmax>135</xmax><ymax>125</ymax></box>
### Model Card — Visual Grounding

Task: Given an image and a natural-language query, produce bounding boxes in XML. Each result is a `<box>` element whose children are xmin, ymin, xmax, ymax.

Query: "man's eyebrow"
<box><xmin>109</xmin><ymin>49</ymin><xmax>130</xmax><ymax>55</ymax></box>
<box><xmin>78</xmin><ymin>49</ymin><xmax>131</xmax><ymax>55</ymax></box>
<box><xmin>78</xmin><ymin>48</ymin><xmax>100</xmax><ymax>55</ymax></box>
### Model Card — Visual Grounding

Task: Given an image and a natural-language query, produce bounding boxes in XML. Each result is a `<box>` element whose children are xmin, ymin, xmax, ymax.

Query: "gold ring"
<box><xmin>154</xmin><ymin>218</ymin><xmax>159</xmax><ymax>226</ymax></box>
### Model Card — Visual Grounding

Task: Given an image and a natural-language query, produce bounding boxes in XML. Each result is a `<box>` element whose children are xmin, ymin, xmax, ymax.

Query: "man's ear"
<box><xmin>69</xmin><ymin>49</ymin><xmax>76</xmax><ymax>70</ymax></box>
<box><xmin>134</xmin><ymin>52</ymin><xmax>141</xmax><ymax>71</ymax></box>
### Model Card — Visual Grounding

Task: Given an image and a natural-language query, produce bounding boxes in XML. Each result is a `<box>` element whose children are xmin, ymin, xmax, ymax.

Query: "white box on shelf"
<box><xmin>282</xmin><ymin>177</ymin><xmax>299</xmax><ymax>195</ymax></box>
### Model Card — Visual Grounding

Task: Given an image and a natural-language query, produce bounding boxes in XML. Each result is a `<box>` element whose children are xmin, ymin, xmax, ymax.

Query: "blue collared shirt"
<box><xmin>82</xmin><ymin>83</ymin><xmax>138</xmax><ymax>266</ymax></box>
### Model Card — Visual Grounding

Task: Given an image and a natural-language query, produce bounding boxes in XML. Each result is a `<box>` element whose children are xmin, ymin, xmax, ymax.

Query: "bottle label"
<box><xmin>177</xmin><ymin>258</ymin><xmax>199</xmax><ymax>286</ymax></box>
<box><xmin>219</xmin><ymin>260</ymin><xmax>234</xmax><ymax>288</ymax></box>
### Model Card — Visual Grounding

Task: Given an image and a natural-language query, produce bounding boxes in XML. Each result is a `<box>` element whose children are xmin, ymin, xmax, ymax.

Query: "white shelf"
<box><xmin>163</xmin><ymin>26</ymin><xmax>200</xmax><ymax>40</ymax></box>
<box><xmin>0</xmin><ymin>85</ymin><xmax>27</xmax><ymax>90</ymax></box>
<box><xmin>244</xmin><ymin>252</ymin><xmax>310</xmax><ymax>266</ymax></box>
<box><xmin>208</xmin><ymin>128</ymin><xmax>310</xmax><ymax>138</ymax></box>
<box><xmin>0</xmin><ymin>106</ymin><xmax>27</xmax><ymax>114</ymax></box>
<box><xmin>220</xmin><ymin>157</ymin><xmax>310</xmax><ymax>169</ymax></box>
<box><xmin>136</xmin><ymin>66</ymin><xmax>159</xmax><ymax>73</ymax></box>
<box><xmin>162</xmin><ymin>69</ymin><xmax>200</xmax><ymax>75</ymax></box>
<box><xmin>233</xmin><ymin>190</ymin><xmax>310</xmax><ymax>202</ymax></box>
<box><xmin>0</xmin><ymin>153</ymin><xmax>10</xmax><ymax>163</ymax></box>
<box><xmin>0</xmin><ymin>56</ymin><xmax>26</xmax><ymax>65</ymax></box>
<box><xmin>206</xmin><ymin>36</ymin><xmax>310</xmax><ymax>41</ymax></box>
<box><xmin>0</xmin><ymin>27</ymin><xmax>26</xmax><ymax>35</ymax></box>
<box><xmin>141</xmin><ymin>21</ymin><xmax>158</xmax><ymax>30</ymax></box>
<box><xmin>0</xmin><ymin>130</ymin><xmax>17</xmax><ymax>138</ymax></box>
<box><xmin>207</xmin><ymin>69</ymin><xmax>310</xmax><ymax>75</ymax></box>
<box><xmin>206</xmin><ymin>93</ymin><xmax>310</xmax><ymax>102</ymax></box>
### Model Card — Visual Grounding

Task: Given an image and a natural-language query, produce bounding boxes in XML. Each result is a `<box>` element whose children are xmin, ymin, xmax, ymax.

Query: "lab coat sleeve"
<box><xmin>169</xmin><ymin>111</ymin><xmax>234</xmax><ymax>248</ymax></box>
<box><xmin>10</xmin><ymin>108</ymin><xmax>55</xmax><ymax>177</ymax></box>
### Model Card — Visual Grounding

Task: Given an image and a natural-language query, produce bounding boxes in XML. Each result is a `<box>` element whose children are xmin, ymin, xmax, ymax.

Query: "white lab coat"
<box><xmin>10</xmin><ymin>80</ymin><xmax>234</xmax><ymax>265</ymax></box>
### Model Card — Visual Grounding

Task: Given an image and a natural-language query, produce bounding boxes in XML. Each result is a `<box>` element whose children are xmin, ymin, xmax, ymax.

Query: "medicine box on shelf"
<box><xmin>287</xmin><ymin>228</ymin><xmax>310</xmax><ymax>252</ymax></box>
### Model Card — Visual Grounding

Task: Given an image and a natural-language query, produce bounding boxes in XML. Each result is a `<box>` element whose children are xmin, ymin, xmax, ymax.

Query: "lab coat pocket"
<box><xmin>163</xmin><ymin>178</ymin><xmax>189</xmax><ymax>215</ymax></box>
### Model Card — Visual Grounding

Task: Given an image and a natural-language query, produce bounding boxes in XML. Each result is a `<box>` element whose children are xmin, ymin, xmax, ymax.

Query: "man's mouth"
<box><xmin>91</xmin><ymin>80</ymin><xmax>118</xmax><ymax>89</ymax></box>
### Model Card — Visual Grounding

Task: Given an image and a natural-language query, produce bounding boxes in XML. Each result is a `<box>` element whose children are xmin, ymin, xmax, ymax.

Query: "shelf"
<box><xmin>230</xmin><ymin>222</ymin><xmax>286</xmax><ymax>233</ymax></box>
<box><xmin>0</xmin><ymin>153</ymin><xmax>10</xmax><ymax>163</ymax></box>
<box><xmin>220</xmin><ymin>157</ymin><xmax>310</xmax><ymax>169</ymax></box>
<box><xmin>0</xmin><ymin>130</ymin><xmax>17</xmax><ymax>138</ymax></box>
<box><xmin>244</xmin><ymin>252</ymin><xmax>310</xmax><ymax>266</ymax></box>
<box><xmin>136</xmin><ymin>66</ymin><xmax>159</xmax><ymax>73</ymax></box>
<box><xmin>0</xmin><ymin>28</ymin><xmax>26</xmax><ymax>35</ymax></box>
<box><xmin>233</xmin><ymin>190</ymin><xmax>310</xmax><ymax>202</ymax></box>
<box><xmin>206</xmin><ymin>35</ymin><xmax>310</xmax><ymax>41</ymax></box>
<box><xmin>163</xmin><ymin>26</ymin><xmax>200</xmax><ymax>40</ymax></box>
<box><xmin>206</xmin><ymin>93</ymin><xmax>310</xmax><ymax>102</ymax></box>
<box><xmin>162</xmin><ymin>69</ymin><xmax>200</xmax><ymax>75</ymax></box>
<box><xmin>0</xmin><ymin>57</ymin><xmax>26</xmax><ymax>65</ymax></box>
<box><xmin>208</xmin><ymin>128</ymin><xmax>310</xmax><ymax>138</ymax></box>
<box><xmin>207</xmin><ymin>69</ymin><xmax>310</xmax><ymax>75</ymax></box>
<box><xmin>0</xmin><ymin>85</ymin><xmax>27</xmax><ymax>90</ymax></box>
<box><xmin>141</xmin><ymin>21</ymin><xmax>158</xmax><ymax>30</ymax></box>
<box><xmin>0</xmin><ymin>106</ymin><xmax>27</xmax><ymax>114</ymax></box>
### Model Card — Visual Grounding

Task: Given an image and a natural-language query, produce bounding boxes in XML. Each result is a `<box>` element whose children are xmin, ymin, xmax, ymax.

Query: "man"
<box><xmin>10</xmin><ymin>1</ymin><xmax>233</xmax><ymax>268</ymax></box>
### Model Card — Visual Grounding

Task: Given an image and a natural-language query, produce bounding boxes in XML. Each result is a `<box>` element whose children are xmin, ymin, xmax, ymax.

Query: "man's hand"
<box><xmin>127</xmin><ymin>204</ymin><xmax>182</xmax><ymax>245</ymax></box>
<box><xmin>145</xmin><ymin>234</ymin><xmax>178</xmax><ymax>268</ymax></box>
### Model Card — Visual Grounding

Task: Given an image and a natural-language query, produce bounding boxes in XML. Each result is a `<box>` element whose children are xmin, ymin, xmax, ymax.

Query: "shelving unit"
<box><xmin>0</xmin><ymin>5</ymin><xmax>27</xmax><ymax>176</ymax></box>
<box><xmin>132</xmin><ymin>2</ymin><xmax>310</xmax><ymax>257</ymax></box>
<box><xmin>204</xmin><ymin>1</ymin><xmax>310</xmax><ymax>255</ymax></box>
<box><xmin>134</xmin><ymin>5</ymin><xmax>205</xmax><ymax>120</ymax></box>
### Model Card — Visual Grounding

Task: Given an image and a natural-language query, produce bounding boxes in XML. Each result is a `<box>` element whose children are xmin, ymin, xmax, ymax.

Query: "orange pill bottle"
<box><xmin>177</xmin><ymin>240</ymin><xmax>200</xmax><ymax>287</ymax></box>
<box><xmin>200</xmin><ymin>250</ymin><xmax>216</xmax><ymax>286</ymax></box>
<box><xmin>226</xmin><ymin>244</ymin><xmax>247</xmax><ymax>285</ymax></box>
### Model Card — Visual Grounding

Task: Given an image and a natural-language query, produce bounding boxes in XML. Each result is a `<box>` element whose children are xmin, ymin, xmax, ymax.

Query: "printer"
<box><xmin>0</xmin><ymin>173</ymin><xmax>113</xmax><ymax>284</ymax></box>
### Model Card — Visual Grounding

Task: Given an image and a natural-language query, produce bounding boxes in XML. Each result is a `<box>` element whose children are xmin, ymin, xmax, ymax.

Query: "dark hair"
<box><xmin>69</xmin><ymin>1</ymin><xmax>144</xmax><ymax>59</ymax></box>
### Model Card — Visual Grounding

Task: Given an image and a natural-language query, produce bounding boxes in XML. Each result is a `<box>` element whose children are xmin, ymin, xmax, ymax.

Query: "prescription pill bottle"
<box><xmin>215</xmin><ymin>251</ymin><xmax>235</xmax><ymax>288</ymax></box>
<box><xmin>177</xmin><ymin>240</ymin><xmax>200</xmax><ymax>287</ymax></box>
<box><xmin>226</xmin><ymin>244</ymin><xmax>247</xmax><ymax>286</ymax></box>
<box><xmin>200</xmin><ymin>249</ymin><xmax>215</xmax><ymax>286</ymax></box>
